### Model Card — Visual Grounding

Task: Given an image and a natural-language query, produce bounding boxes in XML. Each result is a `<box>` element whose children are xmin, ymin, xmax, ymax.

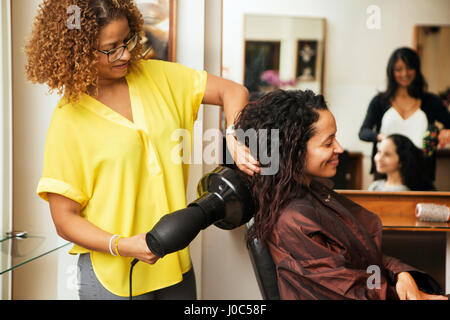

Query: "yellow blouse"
<box><xmin>37</xmin><ymin>59</ymin><xmax>207</xmax><ymax>296</ymax></box>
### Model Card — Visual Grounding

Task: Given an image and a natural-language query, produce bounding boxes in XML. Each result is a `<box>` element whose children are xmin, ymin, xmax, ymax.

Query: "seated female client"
<box><xmin>236</xmin><ymin>90</ymin><xmax>448</xmax><ymax>300</ymax></box>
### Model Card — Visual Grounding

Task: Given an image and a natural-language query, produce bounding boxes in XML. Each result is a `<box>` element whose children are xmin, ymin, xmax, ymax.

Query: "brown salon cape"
<box><xmin>267</xmin><ymin>179</ymin><xmax>443</xmax><ymax>300</ymax></box>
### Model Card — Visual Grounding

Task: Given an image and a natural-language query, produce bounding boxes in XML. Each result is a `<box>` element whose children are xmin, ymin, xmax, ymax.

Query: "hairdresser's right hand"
<box><xmin>438</xmin><ymin>129</ymin><xmax>450</xmax><ymax>148</ymax></box>
<box><xmin>226</xmin><ymin>134</ymin><xmax>261</xmax><ymax>176</ymax></box>
<box><xmin>117</xmin><ymin>233</ymin><xmax>159</xmax><ymax>265</ymax></box>
<box><xmin>377</xmin><ymin>133</ymin><xmax>387</xmax><ymax>142</ymax></box>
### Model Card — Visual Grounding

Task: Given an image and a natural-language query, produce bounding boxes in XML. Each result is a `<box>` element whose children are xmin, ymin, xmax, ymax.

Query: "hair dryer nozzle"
<box><xmin>195</xmin><ymin>166</ymin><xmax>254</xmax><ymax>230</ymax></box>
<box><xmin>145</xmin><ymin>166</ymin><xmax>255</xmax><ymax>258</ymax></box>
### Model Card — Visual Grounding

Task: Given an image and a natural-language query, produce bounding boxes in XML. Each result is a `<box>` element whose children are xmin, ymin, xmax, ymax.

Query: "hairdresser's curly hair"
<box><xmin>25</xmin><ymin>0</ymin><xmax>144</xmax><ymax>102</ymax></box>
<box><xmin>235</xmin><ymin>89</ymin><xmax>329</xmax><ymax>243</ymax></box>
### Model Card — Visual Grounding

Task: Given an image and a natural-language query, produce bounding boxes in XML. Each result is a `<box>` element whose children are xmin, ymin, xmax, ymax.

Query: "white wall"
<box><xmin>176</xmin><ymin>0</ymin><xmax>206</xmax><ymax>299</ymax></box>
<box><xmin>0</xmin><ymin>0</ymin><xmax>12</xmax><ymax>301</ymax></box>
<box><xmin>223</xmin><ymin>0</ymin><xmax>450</xmax><ymax>189</ymax></box>
<box><xmin>11</xmin><ymin>0</ymin><xmax>78</xmax><ymax>299</ymax></box>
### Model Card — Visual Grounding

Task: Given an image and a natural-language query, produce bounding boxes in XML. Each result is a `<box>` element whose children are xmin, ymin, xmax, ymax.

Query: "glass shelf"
<box><xmin>1</xmin><ymin>232</ymin><xmax>71</xmax><ymax>275</ymax></box>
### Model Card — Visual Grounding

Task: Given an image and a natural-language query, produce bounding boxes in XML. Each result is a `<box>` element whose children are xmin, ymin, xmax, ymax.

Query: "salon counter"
<box><xmin>336</xmin><ymin>190</ymin><xmax>450</xmax><ymax>231</ymax></box>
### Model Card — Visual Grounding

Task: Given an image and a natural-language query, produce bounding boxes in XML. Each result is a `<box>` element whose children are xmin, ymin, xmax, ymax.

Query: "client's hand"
<box><xmin>117</xmin><ymin>233</ymin><xmax>159</xmax><ymax>265</ymax></box>
<box><xmin>395</xmin><ymin>272</ymin><xmax>448</xmax><ymax>300</ymax></box>
<box><xmin>226</xmin><ymin>134</ymin><xmax>261</xmax><ymax>176</ymax></box>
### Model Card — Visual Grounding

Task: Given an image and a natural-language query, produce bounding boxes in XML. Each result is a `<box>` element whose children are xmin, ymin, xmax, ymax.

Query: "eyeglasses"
<box><xmin>94</xmin><ymin>33</ymin><xmax>139</xmax><ymax>63</ymax></box>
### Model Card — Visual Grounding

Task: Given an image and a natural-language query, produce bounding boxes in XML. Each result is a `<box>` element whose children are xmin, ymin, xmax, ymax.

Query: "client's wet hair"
<box><xmin>235</xmin><ymin>89</ymin><xmax>328</xmax><ymax>243</ymax></box>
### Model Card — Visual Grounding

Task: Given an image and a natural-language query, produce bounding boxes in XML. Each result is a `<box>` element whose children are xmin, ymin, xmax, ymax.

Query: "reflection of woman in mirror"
<box><xmin>237</xmin><ymin>89</ymin><xmax>447</xmax><ymax>300</ymax></box>
<box><xmin>359</xmin><ymin>47</ymin><xmax>450</xmax><ymax>182</ymax></box>
<box><xmin>369</xmin><ymin>134</ymin><xmax>435</xmax><ymax>191</ymax></box>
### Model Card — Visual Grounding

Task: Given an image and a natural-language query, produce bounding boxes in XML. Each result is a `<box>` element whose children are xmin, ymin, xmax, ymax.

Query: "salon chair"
<box><xmin>246</xmin><ymin>218</ymin><xmax>280</xmax><ymax>300</ymax></box>
<box><xmin>222</xmin><ymin>144</ymin><xmax>280</xmax><ymax>300</ymax></box>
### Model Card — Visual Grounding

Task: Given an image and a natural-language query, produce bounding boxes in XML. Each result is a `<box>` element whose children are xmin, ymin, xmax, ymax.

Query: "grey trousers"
<box><xmin>77</xmin><ymin>253</ymin><xmax>197</xmax><ymax>300</ymax></box>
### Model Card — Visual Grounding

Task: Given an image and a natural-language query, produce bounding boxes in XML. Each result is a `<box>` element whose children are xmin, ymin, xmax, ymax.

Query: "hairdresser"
<box><xmin>359</xmin><ymin>47</ymin><xmax>450</xmax><ymax>181</ymax></box>
<box><xmin>27</xmin><ymin>0</ymin><xmax>260</xmax><ymax>300</ymax></box>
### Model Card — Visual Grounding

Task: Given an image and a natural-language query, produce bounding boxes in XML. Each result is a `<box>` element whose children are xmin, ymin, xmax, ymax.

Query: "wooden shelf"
<box><xmin>337</xmin><ymin>190</ymin><xmax>450</xmax><ymax>232</ymax></box>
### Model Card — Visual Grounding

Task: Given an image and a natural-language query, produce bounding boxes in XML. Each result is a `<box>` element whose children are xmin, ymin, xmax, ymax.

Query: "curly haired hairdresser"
<box><xmin>26</xmin><ymin>0</ymin><xmax>260</xmax><ymax>300</ymax></box>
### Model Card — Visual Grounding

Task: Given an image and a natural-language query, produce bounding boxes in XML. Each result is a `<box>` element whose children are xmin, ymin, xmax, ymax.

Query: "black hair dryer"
<box><xmin>143</xmin><ymin>166</ymin><xmax>254</xmax><ymax>258</ymax></box>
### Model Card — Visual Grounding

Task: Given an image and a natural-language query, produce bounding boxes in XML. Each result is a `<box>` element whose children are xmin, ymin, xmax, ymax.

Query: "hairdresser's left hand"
<box><xmin>226</xmin><ymin>134</ymin><xmax>261</xmax><ymax>176</ymax></box>
<box><xmin>395</xmin><ymin>272</ymin><xmax>448</xmax><ymax>300</ymax></box>
<box><xmin>438</xmin><ymin>129</ymin><xmax>450</xmax><ymax>148</ymax></box>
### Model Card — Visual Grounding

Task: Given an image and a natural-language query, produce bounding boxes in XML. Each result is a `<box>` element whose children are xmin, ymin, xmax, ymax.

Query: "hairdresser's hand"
<box><xmin>377</xmin><ymin>133</ymin><xmax>387</xmax><ymax>142</ymax></box>
<box><xmin>395</xmin><ymin>272</ymin><xmax>448</xmax><ymax>300</ymax></box>
<box><xmin>438</xmin><ymin>129</ymin><xmax>450</xmax><ymax>148</ymax></box>
<box><xmin>117</xmin><ymin>233</ymin><xmax>159</xmax><ymax>265</ymax></box>
<box><xmin>226</xmin><ymin>134</ymin><xmax>261</xmax><ymax>176</ymax></box>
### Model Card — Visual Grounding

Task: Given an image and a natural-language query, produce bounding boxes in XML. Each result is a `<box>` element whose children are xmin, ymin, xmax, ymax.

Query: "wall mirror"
<box><xmin>222</xmin><ymin>0</ymin><xmax>450</xmax><ymax>192</ymax></box>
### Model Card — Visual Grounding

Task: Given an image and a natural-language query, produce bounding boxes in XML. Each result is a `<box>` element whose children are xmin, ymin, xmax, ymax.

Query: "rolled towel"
<box><xmin>415</xmin><ymin>203</ymin><xmax>450</xmax><ymax>222</ymax></box>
